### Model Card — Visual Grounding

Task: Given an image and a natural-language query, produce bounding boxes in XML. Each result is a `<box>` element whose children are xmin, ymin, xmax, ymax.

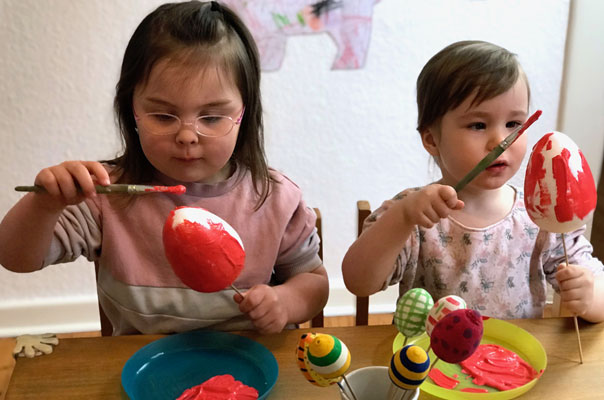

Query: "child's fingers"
<box><xmin>84</xmin><ymin>161</ymin><xmax>111</xmax><ymax>186</ymax></box>
<box><xmin>34</xmin><ymin>168</ymin><xmax>62</xmax><ymax>197</ymax></box>
<box><xmin>64</xmin><ymin>162</ymin><xmax>99</xmax><ymax>197</ymax></box>
<box><xmin>437</xmin><ymin>184</ymin><xmax>460</xmax><ymax>207</ymax></box>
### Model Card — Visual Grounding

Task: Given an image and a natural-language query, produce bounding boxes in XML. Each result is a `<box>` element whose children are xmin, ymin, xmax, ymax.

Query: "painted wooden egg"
<box><xmin>307</xmin><ymin>334</ymin><xmax>351</xmax><ymax>379</ymax></box>
<box><xmin>389</xmin><ymin>344</ymin><xmax>430</xmax><ymax>390</ymax></box>
<box><xmin>163</xmin><ymin>206</ymin><xmax>245</xmax><ymax>292</ymax></box>
<box><xmin>394</xmin><ymin>288</ymin><xmax>434</xmax><ymax>338</ymax></box>
<box><xmin>525</xmin><ymin>131</ymin><xmax>597</xmax><ymax>233</ymax></box>
<box><xmin>430</xmin><ymin>308</ymin><xmax>483</xmax><ymax>364</ymax></box>
<box><xmin>425</xmin><ymin>295</ymin><xmax>467</xmax><ymax>337</ymax></box>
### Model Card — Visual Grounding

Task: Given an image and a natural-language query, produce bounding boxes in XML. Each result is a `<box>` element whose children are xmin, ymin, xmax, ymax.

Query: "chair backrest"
<box><xmin>309</xmin><ymin>208</ymin><xmax>325</xmax><ymax>327</ymax></box>
<box><xmin>97</xmin><ymin>207</ymin><xmax>326</xmax><ymax>335</ymax></box>
<box><xmin>355</xmin><ymin>201</ymin><xmax>371</xmax><ymax>326</ymax></box>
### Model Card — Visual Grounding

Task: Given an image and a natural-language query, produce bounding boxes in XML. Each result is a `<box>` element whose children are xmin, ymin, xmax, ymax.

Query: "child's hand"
<box><xmin>401</xmin><ymin>184</ymin><xmax>464</xmax><ymax>228</ymax></box>
<box><xmin>33</xmin><ymin>161</ymin><xmax>110</xmax><ymax>209</ymax></box>
<box><xmin>234</xmin><ymin>284</ymin><xmax>288</xmax><ymax>334</ymax></box>
<box><xmin>556</xmin><ymin>263</ymin><xmax>595</xmax><ymax>316</ymax></box>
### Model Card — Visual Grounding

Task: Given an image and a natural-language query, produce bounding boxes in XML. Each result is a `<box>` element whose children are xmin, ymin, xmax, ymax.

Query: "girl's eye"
<box><xmin>506</xmin><ymin>121</ymin><xmax>522</xmax><ymax>129</ymax></box>
<box><xmin>150</xmin><ymin>113</ymin><xmax>177</xmax><ymax>123</ymax></box>
<box><xmin>469</xmin><ymin>122</ymin><xmax>486</xmax><ymax>130</ymax></box>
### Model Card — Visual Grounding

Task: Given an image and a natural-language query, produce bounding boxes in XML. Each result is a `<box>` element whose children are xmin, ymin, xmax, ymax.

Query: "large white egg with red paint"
<box><xmin>162</xmin><ymin>206</ymin><xmax>245</xmax><ymax>292</ymax></box>
<box><xmin>524</xmin><ymin>131</ymin><xmax>597</xmax><ymax>233</ymax></box>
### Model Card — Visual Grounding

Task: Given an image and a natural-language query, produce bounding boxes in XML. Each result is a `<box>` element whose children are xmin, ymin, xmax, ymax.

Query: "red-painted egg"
<box><xmin>430</xmin><ymin>309</ymin><xmax>483</xmax><ymax>364</ymax></box>
<box><xmin>524</xmin><ymin>131</ymin><xmax>597</xmax><ymax>233</ymax></box>
<box><xmin>163</xmin><ymin>206</ymin><xmax>245</xmax><ymax>292</ymax></box>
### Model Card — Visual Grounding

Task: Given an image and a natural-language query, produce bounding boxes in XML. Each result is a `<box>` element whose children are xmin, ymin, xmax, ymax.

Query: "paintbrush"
<box><xmin>454</xmin><ymin>109</ymin><xmax>543</xmax><ymax>192</ymax></box>
<box><xmin>15</xmin><ymin>184</ymin><xmax>186</xmax><ymax>195</ymax></box>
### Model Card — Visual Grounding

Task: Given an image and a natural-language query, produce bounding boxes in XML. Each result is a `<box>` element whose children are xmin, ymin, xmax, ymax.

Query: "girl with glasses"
<box><xmin>0</xmin><ymin>1</ymin><xmax>328</xmax><ymax>335</ymax></box>
<box><xmin>342</xmin><ymin>40</ymin><xmax>604</xmax><ymax>322</ymax></box>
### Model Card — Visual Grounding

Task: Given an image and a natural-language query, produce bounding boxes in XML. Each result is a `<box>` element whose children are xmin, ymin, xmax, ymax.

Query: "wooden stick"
<box><xmin>230</xmin><ymin>284</ymin><xmax>244</xmax><ymax>297</ymax></box>
<box><xmin>561</xmin><ymin>232</ymin><xmax>584</xmax><ymax>364</ymax></box>
<box><xmin>342</xmin><ymin>375</ymin><xmax>359</xmax><ymax>400</ymax></box>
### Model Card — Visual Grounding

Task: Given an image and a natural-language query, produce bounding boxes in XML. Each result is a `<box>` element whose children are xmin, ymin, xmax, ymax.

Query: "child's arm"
<box><xmin>0</xmin><ymin>161</ymin><xmax>109</xmax><ymax>271</ymax></box>
<box><xmin>342</xmin><ymin>184</ymin><xmax>463</xmax><ymax>297</ymax></box>
<box><xmin>234</xmin><ymin>265</ymin><xmax>329</xmax><ymax>334</ymax></box>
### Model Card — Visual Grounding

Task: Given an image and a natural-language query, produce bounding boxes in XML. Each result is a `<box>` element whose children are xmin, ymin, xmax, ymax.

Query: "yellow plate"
<box><xmin>392</xmin><ymin>317</ymin><xmax>547</xmax><ymax>400</ymax></box>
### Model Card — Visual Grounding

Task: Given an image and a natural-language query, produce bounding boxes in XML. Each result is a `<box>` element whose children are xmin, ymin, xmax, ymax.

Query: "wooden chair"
<box><xmin>309</xmin><ymin>208</ymin><xmax>325</xmax><ymax>327</ymax></box>
<box><xmin>355</xmin><ymin>201</ymin><xmax>371</xmax><ymax>326</ymax></box>
<box><xmin>97</xmin><ymin>207</ymin><xmax>326</xmax><ymax>335</ymax></box>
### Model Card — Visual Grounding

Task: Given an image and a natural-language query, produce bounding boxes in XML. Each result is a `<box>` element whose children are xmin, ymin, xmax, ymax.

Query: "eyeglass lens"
<box><xmin>141</xmin><ymin>114</ymin><xmax>235</xmax><ymax>137</ymax></box>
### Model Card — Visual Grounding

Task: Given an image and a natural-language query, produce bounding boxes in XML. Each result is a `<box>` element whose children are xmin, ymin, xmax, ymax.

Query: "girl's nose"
<box><xmin>175</xmin><ymin>123</ymin><xmax>199</xmax><ymax>145</ymax></box>
<box><xmin>487</xmin><ymin>127</ymin><xmax>508</xmax><ymax>151</ymax></box>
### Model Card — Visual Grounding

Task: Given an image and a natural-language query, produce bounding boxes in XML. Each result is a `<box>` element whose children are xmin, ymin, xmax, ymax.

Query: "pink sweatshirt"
<box><xmin>43</xmin><ymin>164</ymin><xmax>321</xmax><ymax>334</ymax></box>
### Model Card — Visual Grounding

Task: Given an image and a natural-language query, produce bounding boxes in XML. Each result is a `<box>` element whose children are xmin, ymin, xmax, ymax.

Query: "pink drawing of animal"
<box><xmin>221</xmin><ymin>0</ymin><xmax>381</xmax><ymax>70</ymax></box>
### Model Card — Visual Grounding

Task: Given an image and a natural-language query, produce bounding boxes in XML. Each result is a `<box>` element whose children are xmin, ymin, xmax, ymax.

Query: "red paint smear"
<box><xmin>176</xmin><ymin>374</ymin><xmax>258</xmax><ymax>400</ymax></box>
<box><xmin>525</xmin><ymin>133</ymin><xmax>553</xmax><ymax>217</ymax></box>
<box><xmin>461</xmin><ymin>388</ymin><xmax>490</xmax><ymax>393</ymax></box>
<box><xmin>146</xmin><ymin>185</ymin><xmax>187</xmax><ymax>194</ymax></box>
<box><xmin>551</xmin><ymin>148</ymin><xmax>597</xmax><ymax>222</ymax></box>
<box><xmin>460</xmin><ymin>344</ymin><xmax>540</xmax><ymax>391</ymax></box>
<box><xmin>163</xmin><ymin>210</ymin><xmax>245</xmax><ymax>292</ymax></box>
<box><xmin>428</xmin><ymin>368</ymin><xmax>459</xmax><ymax>389</ymax></box>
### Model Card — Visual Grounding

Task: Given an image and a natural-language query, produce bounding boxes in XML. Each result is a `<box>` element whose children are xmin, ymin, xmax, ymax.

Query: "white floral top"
<box><xmin>365</xmin><ymin>186</ymin><xmax>604</xmax><ymax>319</ymax></box>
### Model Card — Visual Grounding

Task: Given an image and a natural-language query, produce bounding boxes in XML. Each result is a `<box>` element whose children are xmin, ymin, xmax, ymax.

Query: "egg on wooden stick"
<box><xmin>394</xmin><ymin>288</ymin><xmax>434</xmax><ymax>346</ymax></box>
<box><xmin>524</xmin><ymin>131</ymin><xmax>597</xmax><ymax>364</ymax></box>
<box><xmin>162</xmin><ymin>206</ymin><xmax>245</xmax><ymax>293</ymax></box>
<box><xmin>525</xmin><ymin>131</ymin><xmax>597</xmax><ymax>233</ymax></box>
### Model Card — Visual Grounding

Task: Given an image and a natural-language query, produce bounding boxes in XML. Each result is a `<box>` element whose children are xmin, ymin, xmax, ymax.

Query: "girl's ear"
<box><xmin>421</xmin><ymin>127</ymin><xmax>440</xmax><ymax>157</ymax></box>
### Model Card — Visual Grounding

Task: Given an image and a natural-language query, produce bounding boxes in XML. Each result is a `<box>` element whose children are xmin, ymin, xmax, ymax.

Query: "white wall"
<box><xmin>2</xmin><ymin>0</ymin><xmax>601</xmax><ymax>337</ymax></box>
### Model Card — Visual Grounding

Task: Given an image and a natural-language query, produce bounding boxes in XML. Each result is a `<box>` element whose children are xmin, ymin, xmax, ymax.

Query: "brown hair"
<box><xmin>416</xmin><ymin>40</ymin><xmax>530</xmax><ymax>134</ymax></box>
<box><xmin>106</xmin><ymin>1</ymin><xmax>274</xmax><ymax>208</ymax></box>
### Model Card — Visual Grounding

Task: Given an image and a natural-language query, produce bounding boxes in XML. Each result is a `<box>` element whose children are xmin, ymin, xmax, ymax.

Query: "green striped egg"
<box><xmin>394</xmin><ymin>288</ymin><xmax>434</xmax><ymax>338</ymax></box>
<box><xmin>307</xmin><ymin>334</ymin><xmax>351</xmax><ymax>379</ymax></box>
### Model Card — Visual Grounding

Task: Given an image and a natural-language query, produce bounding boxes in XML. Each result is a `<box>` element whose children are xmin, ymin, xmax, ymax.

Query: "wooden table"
<box><xmin>3</xmin><ymin>318</ymin><xmax>604</xmax><ymax>399</ymax></box>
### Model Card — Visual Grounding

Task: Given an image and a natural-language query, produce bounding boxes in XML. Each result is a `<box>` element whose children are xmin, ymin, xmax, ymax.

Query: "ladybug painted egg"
<box><xmin>525</xmin><ymin>131</ymin><xmax>597</xmax><ymax>233</ymax></box>
<box><xmin>430</xmin><ymin>308</ymin><xmax>483</xmax><ymax>364</ymax></box>
<box><xmin>394</xmin><ymin>288</ymin><xmax>434</xmax><ymax>338</ymax></box>
<box><xmin>425</xmin><ymin>295</ymin><xmax>466</xmax><ymax>337</ymax></box>
<box><xmin>163</xmin><ymin>206</ymin><xmax>245</xmax><ymax>292</ymax></box>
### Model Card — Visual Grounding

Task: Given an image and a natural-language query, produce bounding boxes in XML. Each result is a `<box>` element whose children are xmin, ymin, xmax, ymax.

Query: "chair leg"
<box><xmin>356</xmin><ymin>296</ymin><xmax>369</xmax><ymax>326</ymax></box>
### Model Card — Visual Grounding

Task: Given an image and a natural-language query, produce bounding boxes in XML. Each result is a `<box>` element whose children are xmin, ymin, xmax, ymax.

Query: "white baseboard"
<box><xmin>323</xmin><ymin>284</ymin><xmax>398</xmax><ymax>317</ymax></box>
<box><xmin>0</xmin><ymin>296</ymin><xmax>101</xmax><ymax>338</ymax></box>
<box><xmin>0</xmin><ymin>284</ymin><xmax>399</xmax><ymax>337</ymax></box>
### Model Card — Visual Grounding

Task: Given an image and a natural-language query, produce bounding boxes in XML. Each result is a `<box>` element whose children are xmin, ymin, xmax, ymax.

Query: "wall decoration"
<box><xmin>221</xmin><ymin>0</ymin><xmax>381</xmax><ymax>70</ymax></box>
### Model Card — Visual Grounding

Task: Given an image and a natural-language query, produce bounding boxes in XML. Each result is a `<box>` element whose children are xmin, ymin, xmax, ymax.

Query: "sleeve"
<box><xmin>42</xmin><ymin>199</ymin><xmax>102</xmax><ymax>267</ymax></box>
<box><xmin>273</xmin><ymin>202</ymin><xmax>322</xmax><ymax>283</ymax></box>
<box><xmin>362</xmin><ymin>189</ymin><xmax>421</xmax><ymax>291</ymax></box>
<box><xmin>539</xmin><ymin>226</ymin><xmax>604</xmax><ymax>291</ymax></box>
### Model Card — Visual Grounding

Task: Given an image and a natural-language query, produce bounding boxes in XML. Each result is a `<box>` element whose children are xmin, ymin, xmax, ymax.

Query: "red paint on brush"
<box><xmin>516</xmin><ymin>110</ymin><xmax>542</xmax><ymax>137</ymax></box>
<box><xmin>552</xmin><ymin>148</ymin><xmax>597</xmax><ymax>222</ymax></box>
<box><xmin>146</xmin><ymin>185</ymin><xmax>186</xmax><ymax>194</ymax></box>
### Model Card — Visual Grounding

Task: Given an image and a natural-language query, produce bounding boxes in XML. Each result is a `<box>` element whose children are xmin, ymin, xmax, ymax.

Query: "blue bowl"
<box><xmin>122</xmin><ymin>330</ymin><xmax>278</xmax><ymax>399</ymax></box>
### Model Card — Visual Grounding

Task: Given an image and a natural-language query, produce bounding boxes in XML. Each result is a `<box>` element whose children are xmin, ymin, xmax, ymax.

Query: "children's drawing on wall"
<box><xmin>221</xmin><ymin>0</ymin><xmax>381</xmax><ymax>70</ymax></box>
